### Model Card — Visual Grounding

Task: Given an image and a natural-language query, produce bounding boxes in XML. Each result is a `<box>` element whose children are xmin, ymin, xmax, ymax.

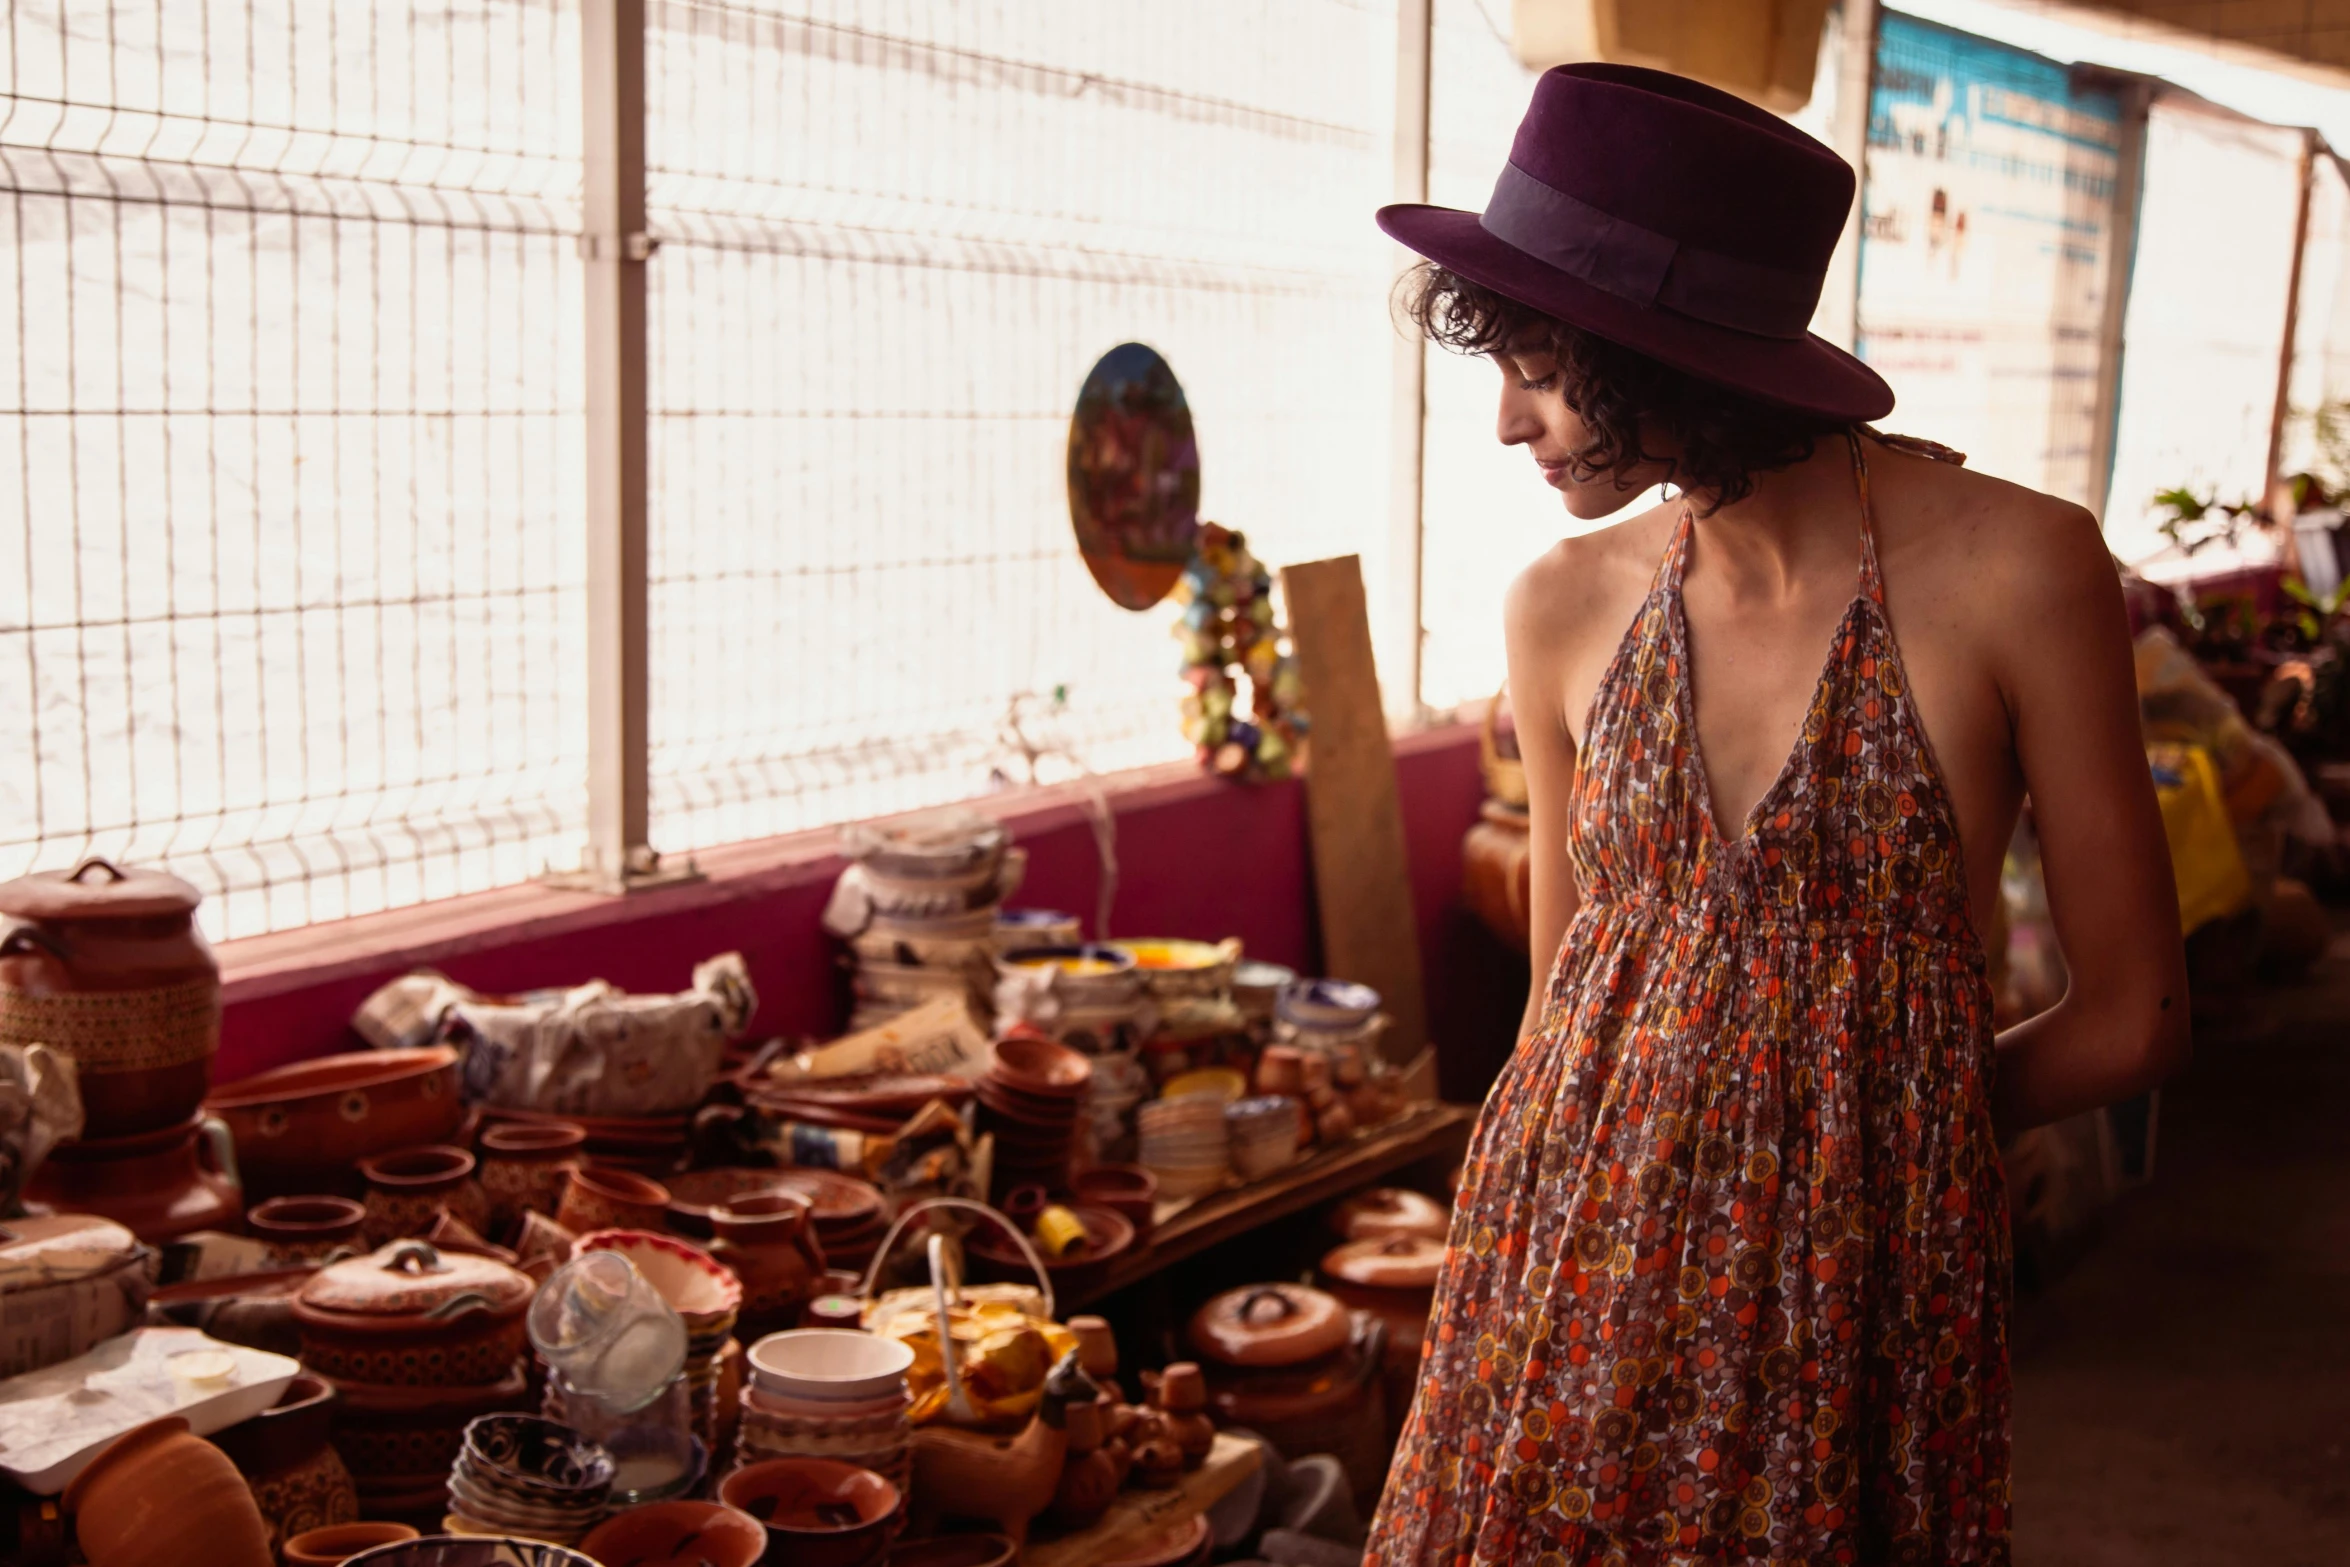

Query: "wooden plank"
<box><xmin>1023</xmin><ymin>1431</ymin><xmax>1262</xmax><ymax>1567</ymax></box>
<box><xmin>1280</xmin><ymin>555</ymin><xmax>1429</xmax><ymax>1065</ymax></box>
<box><xmin>1063</xmin><ymin>1103</ymin><xmax>1475</xmax><ymax>1309</ymax></box>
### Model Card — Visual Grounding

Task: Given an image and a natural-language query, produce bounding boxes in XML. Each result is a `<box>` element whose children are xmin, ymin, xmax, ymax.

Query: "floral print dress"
<box><xmin>1368</xmin><ymin>435</ymin><xmax>2009</xmax><ymax>1565</ymax></box>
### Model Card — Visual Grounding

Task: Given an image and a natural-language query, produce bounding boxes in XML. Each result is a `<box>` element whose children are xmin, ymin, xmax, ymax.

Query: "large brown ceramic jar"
<box><xmin>61</xmin><ymin>1415</ymin><xmax>273</xmax><ymax>1567</ymax></box>
<box><xmin>0</xmin><ymin>858</ymin><xmax>218</xmax><ymax>1138</ymax></box>
<box><xmin>208</xmin><ymin>1374</ymin><xmax>360</xmax><ymax>1553</ymax></box>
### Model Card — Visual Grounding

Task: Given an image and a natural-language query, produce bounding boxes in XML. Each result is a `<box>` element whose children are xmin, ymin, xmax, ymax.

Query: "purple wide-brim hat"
<box><xmin>1379</xmin><ymin>62</ymin><xmax>1893</xmax><ymax>422</ymax></box>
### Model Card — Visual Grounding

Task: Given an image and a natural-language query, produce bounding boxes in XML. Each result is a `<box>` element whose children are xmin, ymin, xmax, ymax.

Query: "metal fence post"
<box><xmin>555</xmin><ymin>0</ymin><xmax>694</xmax><ymax>893</ymax></box>
<box><xmin>1387</xmin><ymin>0</ymin><xmax>1433</xmax><ymax>726</ymax></box>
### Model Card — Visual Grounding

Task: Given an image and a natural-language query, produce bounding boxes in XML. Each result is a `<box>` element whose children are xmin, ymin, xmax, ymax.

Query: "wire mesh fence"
<box><xmin>638</xmin><ymin>0</ymin><xmax>1397</xmax><ymax>853</ymax></box>
<box><xmin>0</xmin><ymin>0</ymin><xmax>586</xmax><ymax>938</ymax></box>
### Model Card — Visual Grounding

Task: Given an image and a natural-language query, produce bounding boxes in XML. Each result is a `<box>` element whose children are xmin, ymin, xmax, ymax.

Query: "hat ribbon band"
<box><xmin>1479</xmin><ymin>162</ymin><xmax>1820</xmax><ymax>341</ymax></box>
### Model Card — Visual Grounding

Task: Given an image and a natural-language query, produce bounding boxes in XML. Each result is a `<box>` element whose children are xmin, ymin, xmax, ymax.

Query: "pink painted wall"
<box><xmin>216</xmin><ymin>726</ymin><xmax>1492</xmax><ymax>1085</ymax></box>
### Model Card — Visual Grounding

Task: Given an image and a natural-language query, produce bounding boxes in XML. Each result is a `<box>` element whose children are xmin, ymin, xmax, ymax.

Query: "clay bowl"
<box><xmin>283</xmin><ymin>1522</ymin><xmax>422</xmax><ymax>1567</ymax></box>
<box><xmin>662</xmin><ymin>1166</ymin><xmax>798</xmax><ymax>1238</ymax></box>
<box><xmin>747</xmin><ymin>1329</ymin><xmax>916</xmax><ymax>1401</ymax></box>
<box><xmin>579</xmin><ymin>1501</ymin><xmax>766</xmax><ymax>1567</ymax></box>
<box><xmin>1103</xmin><ymin>1512</ymin><xmax>1212</xmax><ymax>1567</ymax></box>
<box><xmin>966</xmin><ymin>1203</ymin><xmax>1134</xmax><ymax>1293</ymax></box>
<box><xmin>972</xmin><ymin>1079</ymin><xmax>1081</xmax><ymax>1123</ymax></box>
<box><xmin>206</xmin><ymin>1047</ymin><xmax>464</xmax><ymax>1196</ymax></box>
<box><xmin>986</xmin><ymin>1036</ymin><xmax>1091</xmax><ymax>1097</ymax></box>
<box><xmin>719</xmin><ymin>1457</ymin><xmax>902</xmax><ymax>1567</ymax></box>
<box><xmin>888</xmin><ymin>1535</ymin><xmax>1019</xmax><ymax>1567</ymax></box>
<box><xmin>757</xmin><ymin>1169</ymin><xmax>887</xmax><ymax>1228</ymax></box>
<box><xmin>556</xmin><ymin>1165</ymin><xmax>672</xmax><ymax>1234</ymax></box>
<box><xmin>749</xmin><ymin>1072</ymin><xmax>976</xmax><ymax>1119</ymax></box>
<box><xmin>460</xmin><ymin>1414</ymin><xmax>617</xmax><ymax>1503</ymax></box>
<box><xmin>749</xmin><ymin>1098</ymin><xmax>904</xmax><ymax>1136</ymax></box>
<box><xmin>1072</xmin><ymin>1164</ymin><xmax>1159</xmax><ymax>1234</ymax></box>
<box><xmin>247</xmin><ymin>1194</ymin><xmax>369</xmax><ymax>1255</ymax></box>
<box><xmin>209</xmin><ymin>1372</ymin><xmax>339</xmax><ymax>1477</ymax></box>
<box><xmin>340</xmin><ymin>1536</ymin><xmax>602</xmax><ymax>1567</ymax></box>
<box><xmin>571</xmin><ymin>1228</ymin><xmax>743</xmax><ymax>1337</ymax></box>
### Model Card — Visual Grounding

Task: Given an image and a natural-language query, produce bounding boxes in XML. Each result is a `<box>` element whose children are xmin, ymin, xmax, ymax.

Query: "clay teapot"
<box><xmin>708</xmin><ymin>1190</ymin><xmax>827</xmax><ymax>1334</ymax></box>
<box><xmin>63</xmin><ymin>1414</ymin><xmax>273</xmax><ymax>1567</ymax></box>
<box><xmin>0</xmin><ymin>858</ymin><xmax>218</xmax><ymax>1139</ymax></box>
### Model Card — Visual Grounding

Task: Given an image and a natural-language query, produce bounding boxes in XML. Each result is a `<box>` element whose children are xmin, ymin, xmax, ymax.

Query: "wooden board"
<box><xmin>1023</xmin><ymin>1431</ymin><xmax>1262</xmax><ymax>1567</ymax></box>
<box><xmin>1062</xmin><ymin>1102</ymin><xmax>1475</xmax><ymax>1308</ymax></box>
<box><xmin>1281</xmin><ymin>554</ymin><xmax>1429</xmax><ymax>1064</ymax></box>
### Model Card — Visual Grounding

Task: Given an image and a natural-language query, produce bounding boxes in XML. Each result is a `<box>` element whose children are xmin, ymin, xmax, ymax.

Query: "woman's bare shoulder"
<box><xmin>1868</xmin><ymin>440</ymin><xmax>2111</xmax><ymax>601</ymax></box>
<box><xmin>1505</xmin><ymin>498</ymin><xmax>1679</xmax><ymax>657</ymax></box>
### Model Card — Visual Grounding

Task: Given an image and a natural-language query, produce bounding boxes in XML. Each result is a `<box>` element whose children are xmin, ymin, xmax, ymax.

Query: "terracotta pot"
<box><xmin>720</xmin><ymin>1457</ymin><xmax>902</xmax><ymax>1567</ymax></box>
<box><xmin>327</xmin><ymin>1362</ymin><xmax>531</xmax><ymax>1484</ymax></box>
<box><xmin>1070</xmin><ymin>1164</ymin><xmax>1157</xmax><ymax>1235</ymax></box>
<box><xmin>1329</xmin><ymin>1186</ymin><xmax>1448</xmax><ymax>1243</ymax></box>
<box><xmin>24</xmin><ymin>1112</ymin><xmax>243</xmax><ymax>1243</ymax></box>
<box><xmin>0</xmin><ymin>858</ymin><xmax>219</xmax><ymax>1139</ymax></box>
<box><xmin>1200</xmin><ymin>1309</ymin><xmax>1390</xmax><ymax>1509</ymax></box>
<box><xmin>708</xmin><ymin>1191</ymin><xmax>827</xmax><ymax>1335</ymax></box>
<box><xmin>577</xmin><ymin>1500</ymin><xmax>766</xmax><ymax>1567</ymax></box>
<box><xmin>282</xmin><ymin>1522</ymin><xmax>420</xmax><ymax>1567</ymax></box>
<box><xmin>62</xmin><ymin>1415</ymin><xmax>272</xmax><ymax>1567</ymax></box>
<box><xmin>556</xmin><ymin>1163</ymin><xmax>671</xmax><ymax>1235</ymax></box>
<box><xmin>358</xmin><ymin>1145</ymin><xmax>487</xmax><ymax>1248</ymax></box>
<box><xmin>294</xmin><ymin>1239</ymin><xmax>533</xmax><ymax>1386</ymax></box>
<box><xmin>248</xmin><ymin>1195</ymin><xmax>369</xmax><ymax>1260</ymax></box>
<box><xmin>477</xmin><ymin>1120</ymin><xmax>586</xmax><ymax>1233</ymax></box>
<box><xmin>207</xmin><ymin>1048</ymin><xmax>464</xmax><ymax>1199</ymax></box>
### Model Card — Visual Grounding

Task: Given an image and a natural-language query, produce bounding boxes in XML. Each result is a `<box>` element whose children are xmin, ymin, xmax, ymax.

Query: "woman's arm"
<box><xmin>1504</xmin><ymin>562</ymin><xmax>1585</xmax><ymax>1044</ymax></box>
<box><xmin>1990</xmin><ymin>507</ymin><xmax>2190</xmax><ymax>1136</ymax></box>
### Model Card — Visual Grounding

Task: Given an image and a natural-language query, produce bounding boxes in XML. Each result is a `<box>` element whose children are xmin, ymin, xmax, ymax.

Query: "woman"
<box><xmin>1365</xmin><ymin>65</ymin><xmax>2186</xmax><ymax>1565</ymax></box>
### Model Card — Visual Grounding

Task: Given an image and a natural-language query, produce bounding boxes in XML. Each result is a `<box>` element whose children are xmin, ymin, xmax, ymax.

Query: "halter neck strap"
<box><xmin>1847</xmin><ymin>428</ymin><xmax>1884</xmax><ymax>607</ymax></box>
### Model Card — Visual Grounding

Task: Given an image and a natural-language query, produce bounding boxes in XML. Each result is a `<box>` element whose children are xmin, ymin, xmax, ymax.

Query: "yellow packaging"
<box><xmin>2149</xmin><ymin>742</ymin><xmax>2252</xmax><ymax>934</ymax></box>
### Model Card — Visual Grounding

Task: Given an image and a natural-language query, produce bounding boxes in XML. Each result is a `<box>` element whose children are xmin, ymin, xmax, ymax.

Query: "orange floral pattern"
<box><xmin>1368</xmin><ymin>438</ymin><xmax>2010</xmax><ymax>1565</ymax></box>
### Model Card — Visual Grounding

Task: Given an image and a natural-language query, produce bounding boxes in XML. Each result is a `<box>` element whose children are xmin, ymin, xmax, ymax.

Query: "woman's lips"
<box><xmin>1537</xmin><ymin>459</ymin><xmax>1569</xmax><ymax>488</ymax></box>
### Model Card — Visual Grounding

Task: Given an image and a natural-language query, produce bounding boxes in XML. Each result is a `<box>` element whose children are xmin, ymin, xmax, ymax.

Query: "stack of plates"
<box><xmin>1226</xmin><ymin>1095</ymin><xmax>1300</xmax><ymax>1181</ymax></box>
<box><xmin>830</xmin><ymin>813</ymin><xmax>1019</xmax><ymax>1031</ymax></box>
<box><xmin>974</xmin><ymin>1034</ymin><xmax>1092</xmax><ymax>1198</ymax></box>
<box><xmin>735</xmin><ymin>1330</ymin><xmax>915</xmax><ymax>1492</ymax></box>
<box><xmin>446</xmin><ymin>1414</ymin><xmax>613</xmax><ymax>1546</ymax></box>
<box><xmin>1136</xmin><ymin>1096</ymin><xmax>1230</xmax><ymax>1199</ymax></box>
<box><xmin>994</xmin><ymin>908</ymin><xmax>1082</xmax><ymax>953</ymax></box>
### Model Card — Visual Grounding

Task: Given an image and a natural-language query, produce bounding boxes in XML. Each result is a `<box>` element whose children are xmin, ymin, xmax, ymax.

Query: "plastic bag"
<box><xmin>2149</xmin><ymin>743</ymin><xmax>2253</xmax><ymax>934</ymax></box>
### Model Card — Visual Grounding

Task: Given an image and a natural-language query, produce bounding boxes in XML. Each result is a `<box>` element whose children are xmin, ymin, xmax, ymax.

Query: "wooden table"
<box><xmin>1062</xmin><ymin>1102</ymin><xmax>1475</xmax><ymax>1308</ymax></box>
<box><xmin>1024</xmin><ymin>1430</ymin><xmax>1262</xmax><ymax>1566</ymax></box>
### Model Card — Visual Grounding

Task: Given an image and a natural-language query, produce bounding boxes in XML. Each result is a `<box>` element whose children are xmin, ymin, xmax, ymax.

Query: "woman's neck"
<box><xmin>1684</xmin><ymin>433</ymin><xmax>1864</xmax><ymax>600</ymax></box>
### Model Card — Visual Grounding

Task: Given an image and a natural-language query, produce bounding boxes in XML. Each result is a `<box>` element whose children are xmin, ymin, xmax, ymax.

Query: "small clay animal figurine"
<box><xmin>1131</xmin><ymin>1433</ymin><xmax>1185</xmax><ymax>1489</ymax></box>
<box><xmin>1048</xmin><ymin>1398</ymin><xmax>1120</xmax><ymax>1528</ymax></box>
<box><xmin>1145</xmin><ymin>1362</ymin><xmax>1215</xmax><ymax>1469</ymax></box>
<box><xmin>908</xmin><ymin>1350</ymin><xmax>1100</xmax><ymax>1547</ymax></box>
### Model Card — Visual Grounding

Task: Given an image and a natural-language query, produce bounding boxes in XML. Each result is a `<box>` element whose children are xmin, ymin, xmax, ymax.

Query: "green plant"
<box><xmin>2281</xmin><ymin>574</ymin><xmax>2350</xmax><ymax>643</ymax></box>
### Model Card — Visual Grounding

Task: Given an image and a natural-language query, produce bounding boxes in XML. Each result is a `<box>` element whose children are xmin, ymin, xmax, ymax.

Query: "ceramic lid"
<box><xmin>296</xmin><ymin>1240</ymin><xmax>531</xmax><ymax>1326</ymax></box>
<box><xmin>1322</xmin><ymin>1234</ymin><xmax>1444</xmax><ymax>1290</ymax></box>
<box><xmin>0</xmin><ymin>858</ymin><xmax>202</xmax><ymax>921</ymax></box>
<box><xmin>1187</xmin><ymin>1283</ymin><xmax>1351</xmax><ymax>1369</ymax></box>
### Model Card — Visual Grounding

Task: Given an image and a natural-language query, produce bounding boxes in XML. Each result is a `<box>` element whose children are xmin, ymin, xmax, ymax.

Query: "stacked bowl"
<box><xmin>446</xmin><ymin>1415</ymin><xmax>613</xmax><ymax>1546</ymax></box>
<box><xmin>831</xmin><ymin>814</ymin><xmax>1020</xmax><ymax>1032</ymax></box>
<box><xmin>736</xmin><ymin>1330</ymin><xmax>916</xmax><ymax>1492</ymax></box>
<box><xmin>1136</xmin><ymin>1096</ymin><xmax>1231</xmax><ymax>1200</ymax></box>
<box><xmin>973</xmin><ymin>1034</ymin><xmax>1092</xmax><ymax>1199</ymax></box>
<box><xmin>570</xmin><ymin>1230</ymin><xmax>741</xmax><ymax>1447</ymax></box>
<box><xmin>1226</xmin><ymin>1095</ymin><xmax>1301</xmax><ymax>1180</ymax></box>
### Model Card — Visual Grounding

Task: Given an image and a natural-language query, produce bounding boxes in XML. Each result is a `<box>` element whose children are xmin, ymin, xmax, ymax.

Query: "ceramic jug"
<box><xmin>707</xmin><ymin>1190</ymin><xmax>827</xmax><ymax>1335</ymax></box>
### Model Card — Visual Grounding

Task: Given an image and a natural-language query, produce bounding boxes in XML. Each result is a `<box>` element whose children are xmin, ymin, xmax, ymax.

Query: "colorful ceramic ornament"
<box><xmin>1170</xmin><ymin>523</ymin><xmax>1308</xmax><ymax>782</ymax></box>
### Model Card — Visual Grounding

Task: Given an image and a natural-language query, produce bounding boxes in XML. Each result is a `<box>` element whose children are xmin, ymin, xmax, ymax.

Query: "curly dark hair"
<box><xmin>1398</xmin><ymin>263</ymin><xmax>1847</xmax><ymax>513</ymax></box>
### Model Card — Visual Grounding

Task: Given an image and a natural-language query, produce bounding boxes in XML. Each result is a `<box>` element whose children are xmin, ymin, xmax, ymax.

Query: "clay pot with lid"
<box><xmin>24</xmin><ymin>1112</ymin><xmax>242</xmax><ymax>1243</ymax></box>
<box><xmin>1186</xmin><ymin>1282</ymin><xmax>1390</xmax><ymax>1508</ymax></box>
<box><xmin>293</xmin><ymin>1238</ymin><xmax>533</xmax><ymax>1387</ymax></box>
<box><xmin>62</xmin><ymin>1414</ymin><xmax>273</xmax><ymax>1567</ymax></box>
<box><xmin>0</xmin><ymin>858</ymin><xmax>219</xmax><ymax>1139</ymax></box>
<box><xmin>1320</xmin><ymin>1233</ymin><xmax>1445</xmax><ymax>1456</ymax></box>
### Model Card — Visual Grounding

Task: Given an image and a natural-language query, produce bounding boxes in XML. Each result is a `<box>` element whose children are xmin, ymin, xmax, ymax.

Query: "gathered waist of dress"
<box><xmin>1573</xmin><ymin>889</ymin><xmax>1988</xmax><ymax>955</ymax></box>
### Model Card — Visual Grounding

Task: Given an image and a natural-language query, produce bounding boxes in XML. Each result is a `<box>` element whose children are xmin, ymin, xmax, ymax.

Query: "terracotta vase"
<box><xmin>358</xmin><ymin>1145</ymin><xmax>487</xmax><ymax>1247</ymax></box>
<box><xmin>62</xmin><ymin>1415</ymin><xmax>273</xmax><ymax>1567</ymax></box>
<box><xmin>476</xmin><ymin>1120</ymin><xmax>586</xmax><ymax>1235</ymax></box>
<box><xmin>25</xmin><ymin>1113</ymin><xmax>242</xmax><ymax>1243</ymax></box>
<box><xmin>707</xmin><ymin>1191</ymin><xmax>827</xmax><ymax>1335</ymax></box>
<box><xmin>0</xmin><ymin>858</ymin><xmax>219</xmax><ymax>1139</ymax></box>
<box><xmin>246</xmin><ymin>1195</ymin><xmax>368</xmax><ymax>1261</ymax></box>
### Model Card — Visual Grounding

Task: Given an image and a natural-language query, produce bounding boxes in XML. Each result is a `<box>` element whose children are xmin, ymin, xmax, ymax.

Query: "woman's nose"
<box><xmin>1495</xmin><ymin>389</ymin><xmax>1543</xmax><ymax>447</ymax></box>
